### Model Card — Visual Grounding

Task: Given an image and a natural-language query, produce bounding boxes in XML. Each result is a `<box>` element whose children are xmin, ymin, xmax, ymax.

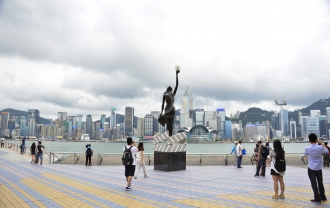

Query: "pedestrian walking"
<box><xmin>236</xmin><ymin>141</ymin><xmax>244</xmax><ymax>168</ymax></box>
<box><xmin>270</xmin><ymin>139</ymin><xmax>286</xmax><ymax>199</ymax></box>
<box><xmin>35</xmin><ymin>141</ymin><xmax>45</xmax><ymax>165</ymax></box>
<box><xmin>30</xmin><ymin>142</ymin><xmax>36</xmax><ymax>163</ymax></box>
<box><xmin>85</xmin><ymin>144</ymin><xmax>93</xmax><ymax>166</ymax></box>
<box><xmin>230</xmin><ymin>142</ymin><xmax>238</xmax><ymax>166</ymax></box>
<box><xmin>323</xmin><ymin>142</ymin><xmax>330</xmax><ymax>167</ymax></box>
<box><xmin>253</xmin><ymin>143</ymin><xmax>259</xmax><ymax>168</ymax></box>
<box><xmin>266</xmin><ymin>142</ymin><xmax>272</xmax><ymax>167</ymax></box>
<box><xmin>122</xmin><ymin>138</ymin><xmax>138</xmax><ymax>191</ymax></box>
<box><xmin>134</xmin><ymin>142</ymin><xmax>149</xmax><ymax>179</ymax></box>
<box><xmin>0</xmin><ymin>137</ymin><xmax>4</xmax><ymax>148</ymax></box>
<box><xmin>305</xmin><ymin>133</ymin><xmax>329</xmax><ymax>203</ymax></box>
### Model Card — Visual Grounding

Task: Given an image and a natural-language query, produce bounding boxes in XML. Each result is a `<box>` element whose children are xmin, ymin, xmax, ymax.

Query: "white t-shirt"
<box><xmin>0</xmin><ymin>138</ymin><xmax>4</xmax><ymax>143</ymax></box>
<box><xmin>236</xmin><ymin>144</ymin><xmax>243</xmax><ymax>156</ymax></box>
<box><xmin>123</xmin><ymin>145</ymin><xmax>138</xmax><ymax>165</ymax></box>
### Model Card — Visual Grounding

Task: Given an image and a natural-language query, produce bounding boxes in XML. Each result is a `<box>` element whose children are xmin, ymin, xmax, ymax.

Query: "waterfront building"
<box><xmin>137</xmin><ymin>118</ymin><xmax>145</xmax><ymax>139</ymax></box>
<box><xmin>103</xmin><ymin>122</ymin><xmax>110</xmax><ymax>139</ymax></box>
<box><xmin>27</xmin><ymin>109</ymin><xmax>39</xmax><ymax>137</ymax></box>
<box><xmin>306</xmin><ymin>117</ymin><xmax>320</xmax><ymax>137</ymax></box>
<box><xmin>177</xmin><ymin>125</ymin><xmax>219</xmax><ymax>141</ymax></box>
<box><xmin>110</xmin><ymin>108</ymin><xmax>117</xmax><ymax>128</ymax></box>
<box><xmin>20</xmin><ymin>116</ymin><xmax>27</xmax><ymax>137</ymax></box>
<box><xmin>216</xmin><ymin>108</ymin><xmax>226</xmax><ymax>138</ymax></box>
<box><xmin>57</xmin><ymin>112</ymin><xmax>67</xmax><ymax>127</ymax></box>
<box><xmin>124</xmin><ymin>107</ymin><xmax>134</xmax><ymax>136</ymax></box>
<box><xmin>86</xmin><ymin>115</ymin><xmax>92</xmax><ymax>139</ymax></box>
<box><xmin>95</xmin><ymin>122</ymin><xmax>100</xmax><ymax>139</ymax></box>
<box><xmin>225</xmin><ymin>120</ymin><xmax>232</xmax><ymax>140</ymax></box>
<box><xmin>310</xmin><ymin>110</ymin><xmax>321</xmax><ymax>118</ymax></box>
<box><xmin>279</xmin><ymin>109</ymin><xmax>289</xmax><ymax>136</ymax></box>
<box><xmin>244</xmin><ymin>124</ymin><xmax>267</xmax><ymax>141</ymax></box>
<box><xmin>319</xmin><ymin>115</ymin><xmax>327</xmax><ymax>138</ymax></box>
<box><xmin>195</xmin><ymin>109</ymin><xmax>205</xmax><ymax>126</ymax></box>
<box><xmin>290</xmin><ymin>120</ymin><xmax>297</xmax><ymax>139</ymax></box>
<box><xmin>204</xmin><ymin>111</ymin><xmax>217</xmax><ymax>129</ymax></box>
<box><xmin>180</xmin><ymin>86</ymin><xmax>194</xmax><ymax>128</ymax></box>
<box><xmin>100</xmin><ymin>114</ymin><xmax>106</xmax><ymax>129</ymax></box>
<box><xmin>271</xmin><ymin>114</ymin><xmax>279</xmax><ymax>130</ymax></box>
<box><xmin>144</xmin><ymin>114</ymin><xmax>155</xmax><ymax>140</ymax></box>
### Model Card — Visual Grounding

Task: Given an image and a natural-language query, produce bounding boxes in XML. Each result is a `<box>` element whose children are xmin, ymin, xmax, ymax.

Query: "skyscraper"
<box><xmin>195</xmin><ymin>109</ymin><xmax>205</xmax><ymax>126</ymax></box>
<box><xmin>27</xmin><ymin>109</ymin><xmax>39</xmax><ymax>137</ymax></box>
<box><xmin>100</xmin><ymin>114</ymin><xmax>106</xmax><ymax>129</ymax></box>
<box><xmin>57</xmin><ymin>112</ymin><xmax>67</xmax><ymax>127</ymax></box>
<box><xmin>279</xmin><ymin>109</ymin><xmax>289</xmax><ymax>136</ymax></box>
<box><xmin>216</xmin><ymin>108</ymin><xmax>226</xmax><ymax>138</ymax></box>
<box><xmin>124</xmin><ymin>107</ymin><xmax>134</xmax><ymax>136</ymax></box>
<box><xmin>180</xmin><ymin>86</ymin><xmax>193</xmax><ymax>127</ymax></box>
<box><xmin>290</xmin><ymin>120</ymin><xmax>297</xmax><ymax>139</ymax></box>
<box><xmin>144</xmin><ymin>114</ymin><xmax>155</xmax><ymax>140</ymax></box>
<box><xmin>271</xmin><ymin>114</ymin><xmax>279</xmax><ymax>130</ymax></box>
<box><xmin>137</xmin><ymin>118</ymin><xmax>145</xmax><ymax>138</ymax></box>
<box><xmin>110</xmin><ymin>108</ymin><xmax>117</xmax><ymax>128</ymax></box>
<box><xmin>20</xmin><ymin>116</ymin><xmax>27</xmax><ymax>137</ymax></box>
<box><xmin>86</xmin><ymin>115</ymin><xmax>92</xmax><ymax>139</ymax></box>
<box><xmin>1</xmin><ymin>112</ymin><xmax>10</xmax><ymax>136</ymax></box>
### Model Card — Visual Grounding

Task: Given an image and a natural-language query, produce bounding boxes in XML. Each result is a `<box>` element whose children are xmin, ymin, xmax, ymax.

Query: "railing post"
<box><xmin>98</xmin><ymin>154</ymin><xmax>100</xmax><ymax>165</ymax></box>
<box><xmin>74</xmin><ymin>153</ymin><xmax>76</xmax><ymax>164</ymax></box>
<box><xmin>149</xmin><ymin>154</ymin><xmax>151</xmax><ymax>166</ymax></box>
<box><xmin>225</xmin><ymin>154</ymin><xmax>228</xmax><ymax>166</ymax></box>
<box><xmin>49</xmin><ymin>152</ymin><xmax>51</xmax><ymax>164</ymax></box>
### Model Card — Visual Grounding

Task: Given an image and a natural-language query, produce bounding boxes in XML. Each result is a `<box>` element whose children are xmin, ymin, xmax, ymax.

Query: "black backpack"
<box><xmin>275</xmin><ymin>153</ymin><xmax>286</xmax><ymax>172</ymax></box>
<box><xmin>86</xmin><ymin>148</ymin><xmax>92</xmax><ymax>156</ymax></box>
<box><xmin>261</xmin><ymin>146</ymin><xmax>269</xmax><ymax>158</ymax></box>
<box><xmin>122</xmin><ymin>146</ymin><xmax>133</xmax><ymax>165</ymax></box>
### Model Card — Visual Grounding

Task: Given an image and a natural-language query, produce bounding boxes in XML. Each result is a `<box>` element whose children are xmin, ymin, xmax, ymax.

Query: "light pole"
<box><xmin>275</xmin><ymin>98</ymin><xmax>287</xmax><ymax>149</ymax></box>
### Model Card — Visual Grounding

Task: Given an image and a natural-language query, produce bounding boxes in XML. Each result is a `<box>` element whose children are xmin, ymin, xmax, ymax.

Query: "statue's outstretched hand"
<box><xmin>176</xmin><ymin>70</ymin><xmax>180</xmax><ymax>74</ymax></box>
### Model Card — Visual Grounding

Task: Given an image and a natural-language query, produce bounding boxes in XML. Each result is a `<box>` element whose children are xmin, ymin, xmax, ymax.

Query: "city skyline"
<box><xmin>1</xmin><ymin>1</ymin><xmax>330</xmax><ymax>119</ymax></box>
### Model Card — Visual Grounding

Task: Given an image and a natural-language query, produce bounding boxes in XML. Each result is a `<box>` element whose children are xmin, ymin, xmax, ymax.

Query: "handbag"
<box><xmin>158</xmin><ymin>114</ymin><xmax>166</xmax><ymax>127</ymax></box>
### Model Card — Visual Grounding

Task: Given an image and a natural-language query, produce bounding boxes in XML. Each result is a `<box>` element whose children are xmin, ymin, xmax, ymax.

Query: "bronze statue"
<box><xmin>160</xmin><ymin>69</ymin><xmax>180</xmax><ymax>136</ymax></box>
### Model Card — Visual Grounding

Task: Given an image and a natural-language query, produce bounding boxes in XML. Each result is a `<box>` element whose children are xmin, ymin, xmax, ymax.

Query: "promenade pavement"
<box><xmin>1</xmin><ymin>148</ymin><xmax>330</xmax><ymax>208</ymax></box>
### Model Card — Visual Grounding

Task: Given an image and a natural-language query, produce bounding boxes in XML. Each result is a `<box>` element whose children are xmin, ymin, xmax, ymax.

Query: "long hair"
<box><xmin>138</xmin><ymin>142</ymin><xmax>144</xmax><ymax>151</ymax></box>
<box><xmin>273</xmin><ymin>139</ymin><xmax>284</xmax><ymax>158</ymax></box>
<box><xmin>31</xmin><ymin>142</ymin><xmax>36</xmax><ymax>149</ymax></box>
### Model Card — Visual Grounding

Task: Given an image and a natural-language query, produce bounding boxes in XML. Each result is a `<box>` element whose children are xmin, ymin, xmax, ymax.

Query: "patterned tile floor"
<box><xmin>1</xmin><ymin>148</ymin><xmax>330</xmax><ymax>208</ymax></box>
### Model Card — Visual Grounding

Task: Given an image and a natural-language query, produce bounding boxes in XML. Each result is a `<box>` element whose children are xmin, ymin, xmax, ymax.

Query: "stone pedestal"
<box><xmin>154</xmin><ymin>151</ymin><xmax>186</xmax><ymax>171</ymax></box>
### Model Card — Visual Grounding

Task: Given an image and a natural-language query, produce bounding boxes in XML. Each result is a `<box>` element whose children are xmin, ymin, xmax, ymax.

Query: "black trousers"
<box><xmin>256</xmin><ymin>159</ymin><xmax>266</xmax><ymax>176</ymax></box>
<box><xmin>85</xmin><ymin>155</ymin><xmax>92</xmax><ymax>166</ymax></box>
<box><xmin>308</xmin><ymin>168</ymin><xmax>326</xmax><ymax>200</ymax></box>
<box><xmin>0</xmin><ymin>143</ymin><xmax>4</xmax><ymax>148</ymax></box>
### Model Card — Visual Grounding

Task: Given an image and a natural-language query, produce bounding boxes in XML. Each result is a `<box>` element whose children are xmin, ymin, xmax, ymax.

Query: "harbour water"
<box><xmin>8</xmin><ymin>140</ymin><xmax>308</xmax><ymax>154</ymax></box>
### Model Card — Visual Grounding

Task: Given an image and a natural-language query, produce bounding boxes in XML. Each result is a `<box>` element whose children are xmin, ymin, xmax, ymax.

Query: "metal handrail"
<box><xmin>48</xmin><ymin>152</ymin><xmax>85</xmax><ymax>164</ymax></box>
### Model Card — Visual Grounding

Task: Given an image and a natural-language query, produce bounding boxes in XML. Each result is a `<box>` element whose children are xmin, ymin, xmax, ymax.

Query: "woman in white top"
<box><xmin>134</xmin><ymin>142</ymin><xmax>149</xmax><ymax>179</ymax></box>
<box><xmin>269</xmin><ymin>139</ymin><xmax>285</xmax><ymax>199</ymax></box>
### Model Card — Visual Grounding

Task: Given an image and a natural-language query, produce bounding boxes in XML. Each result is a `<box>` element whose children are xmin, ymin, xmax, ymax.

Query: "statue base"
<box><xmin>154</xmin><ymin>151</ymin><xmax>186</xmax><ymax>172</ymax></box>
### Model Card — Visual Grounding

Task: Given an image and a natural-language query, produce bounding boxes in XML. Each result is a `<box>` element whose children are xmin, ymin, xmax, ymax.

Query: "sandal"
<box><xmin>272</xmin><ymin>195</ymin><xmax>278</xmax><ymax>199</ymax></box>
<box><xmin>279</xmin><ymin>194</ymin><xmax>284</xmax><ymax>199</ymax></box>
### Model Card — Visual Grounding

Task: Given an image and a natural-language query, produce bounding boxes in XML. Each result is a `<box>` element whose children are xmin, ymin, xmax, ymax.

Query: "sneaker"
<box><xmin>126</xmin><ymin>187</ymin><xmax>131</xmax><ymax>191</ymax></box>
<box><xmin>144</xmin><ymin>175</ymin><xmax>149</xmax><ymax>178</ymax></box>
<box><xmin>254</xmin><ymin>175</ymin><xmax>259</xmax><ymax>177</ymax></box>
<box><xmin>310</xmin><ymin>199</ymin><xmax>321</xmax><ymax>203</ymax></box>
<box><xmin>321</xmin><ymin>197</ymin><xmax>327</xmax><ymax>201</ymax></box>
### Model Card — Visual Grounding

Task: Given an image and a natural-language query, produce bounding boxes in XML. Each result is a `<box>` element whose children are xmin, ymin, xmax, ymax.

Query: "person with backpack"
<box><xmin>270</xmin><ymin>139</ymin><xmax>286</xmax><ymax>199</ymax></box>
<box><xmin>305</xmin><ymin>133</ymin><xmax>329</xmax><ymax>203</ymax></box>
<box><xmin>85</xmin><ymin>144</ymin><xmax>93</xmax><ymax>166</ymax></box>
<box><xmin>254</xmin><ymin>141</ymin><xmax>268</xmax><ymax>177</ymax></box>
<box><xmin>122</xmin><ymin>138</ymin><xmax>138</xmax><ymax>191</ymax></box>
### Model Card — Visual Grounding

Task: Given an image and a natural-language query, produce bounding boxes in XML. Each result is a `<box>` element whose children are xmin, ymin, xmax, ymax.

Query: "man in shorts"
<box><xmin>123</xmin><ymin>138</ymin><xmax>138</xmax><ymax>191</ymax></box>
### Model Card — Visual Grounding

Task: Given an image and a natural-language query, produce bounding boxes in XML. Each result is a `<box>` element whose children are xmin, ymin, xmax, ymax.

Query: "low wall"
<box><xmin>56</xmin><ymin>154</ymin><xmax>308</xmax><ymax>166</ymax></box>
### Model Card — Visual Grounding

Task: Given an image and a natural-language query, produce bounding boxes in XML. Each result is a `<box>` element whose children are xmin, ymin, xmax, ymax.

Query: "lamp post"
<box><xmin>275</xmin><ymin>98</ymin><xmax>287</xmax><ymax>149</ymax></box>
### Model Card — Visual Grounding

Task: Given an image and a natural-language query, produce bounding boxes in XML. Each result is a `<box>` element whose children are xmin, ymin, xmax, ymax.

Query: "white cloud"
<box><xmin>0</xmin><ymin>0</ymin><xmax>330</xmax><ymax>120</ymax></box>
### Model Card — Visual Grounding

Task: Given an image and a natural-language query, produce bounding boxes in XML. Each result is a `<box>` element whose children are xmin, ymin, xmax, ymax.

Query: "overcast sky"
<box><xmin>0</xmin><ymin>0</ymin><xmax>330</xmax><ymax>120</ymax></box>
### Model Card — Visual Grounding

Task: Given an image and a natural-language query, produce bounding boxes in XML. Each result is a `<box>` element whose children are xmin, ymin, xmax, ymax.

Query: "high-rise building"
<box><xmin>137</xmin><ymin>118</ymin><xmax>145</xmax><ymax>138</ymax></box>
<box><xmin>224</xmin><ymin>120</ymin><xmax>232</xmax><ymax>140</ymax></box>
<box><xmin>144</xmin><ymin>114</ymin><xmax>155</xmax><ymax>140</ymax></box>
<box><xmin>205</xmin><ymin>111</ymin><xmax>217</xmax><ymax>127</ymax></box>
<box><xmin>279</xmin><ymin>109</ymin><xmax>289</xmax><ymax>136</ymax></box>
<box><xmin>100</xmin><ymin>114</ymin><xmax>106</xmax><ymax>129</ymax></box>
<box><xmin>27</xmin><ymin>109</ymin><xmax>39</xmax><ymax>137</ymax></box>
<box><xmin>180</xmin><ymin>86</ymin><xmax>193</xmax><ymax>127</ymax></box>
<box><xmin>86</xmin><ymin>115</ymin><xmax>92</xmax><ymax>139</ymax></box>
<box><xmin>110</xmin><ymin>108</ymin><xmax>117</xmax><ymax>128</ymax></box>
<box><xmin>290</xmin><ymin>120</ymin><xmax>297</xmax><ymax>139</ymax></box>
<box><xmin>310</xmin><ymin>110</ymin><xmax>321</xmax><ymax>118</ymax></box>
<box><xmin>77</xmin><ymin>115</ymin><xmax>83</xmax><ymax>130</ymax></box>
<box><xmin>95</xmin><ymin>122</ymin><xmax>100</xmax><ymax>139</ymax></box>
<box><xmin>216</xmin><ymin>108</ymin><xmax>226</xmax><ymax>138</ymax></box>
<box><xmin>67</xmin><ymin>116</ymin><xmax>77</xmax><ymax>139</ymax></box>
<box><xmin>20</xmin><ymin>116</ymin><xmax>27</xmax><ymax>137</ymax></box>
<box><xmin>57</xmin><ymin>112</ymin><xmax>67</xmax><ymax>127</ymax></box>
<box><xmin>124</xmin><ymin>107</ymin><xmax>134</xmax><ymax>136</ymax></box>
<box><xmin>1</xmin><ymin>112</ymin><xmax>10</xmax><ymax>136</ymax></box>
<box><xmin>319</xmin><ymin>115</ymin><xmax>327</xmax><ymax>138</ymax></box>
<box><xmin>195</xmin><ymin>109</ymin><xmax>205</xmax><ymax>126</ymax></box>
<box><xmin>271</xmin><ymin>114</ymin><xmax>279</xmax><ymax>130</ymax></box>
<box><xmin>307</xmin><ymin>117</ymin><xmax>320</xmax><ymax>137</ymax></box>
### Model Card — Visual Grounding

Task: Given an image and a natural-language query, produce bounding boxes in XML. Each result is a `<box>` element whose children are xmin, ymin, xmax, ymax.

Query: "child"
<box><xmin>134</xmin><ymin>142</ymin><xmax>149</xmax><ymax>179</ymax></box>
